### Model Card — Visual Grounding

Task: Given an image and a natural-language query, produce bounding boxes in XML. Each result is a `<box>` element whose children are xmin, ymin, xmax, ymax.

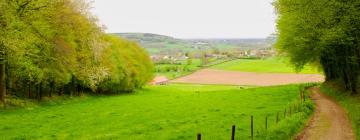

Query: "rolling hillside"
<box><xmin>114</xmin><ymin>33</ymin><xmax>273</xmax><ymax>55</ymax></box>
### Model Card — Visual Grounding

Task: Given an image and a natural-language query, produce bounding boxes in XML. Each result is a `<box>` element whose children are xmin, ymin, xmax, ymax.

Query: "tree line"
<box><xmin>275</xmin><ymin>0</ymin><xmax>360</xmax><ymax>94</ymax></box>
<box><xmin>0</xmin><ymin>0</ymin><xmax>154</xmax><ymax>103</ymax></box>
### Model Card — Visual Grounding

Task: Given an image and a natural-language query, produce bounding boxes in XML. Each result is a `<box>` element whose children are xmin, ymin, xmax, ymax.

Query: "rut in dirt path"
<box><xmin>296</xmin><ymin>87</ymin><xmax>355</xmax><ymax>140</ymax></box>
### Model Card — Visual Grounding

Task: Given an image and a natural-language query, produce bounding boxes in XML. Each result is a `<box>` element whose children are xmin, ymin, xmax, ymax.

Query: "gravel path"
<box><xmin>296</xmin><ymin>87</ymin><xmax>355</xmax><ymax>140</ymax></box>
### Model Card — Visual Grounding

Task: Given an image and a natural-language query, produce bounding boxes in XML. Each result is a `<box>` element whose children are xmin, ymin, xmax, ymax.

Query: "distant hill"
<box><xmin>113</xmin><ymin>33</ymin><xmax>274</xmax><ymax>55</ymax></box>
<box><xmin>114</xmin><ymin>33</ymin><xmax>177</xmax><ymax>43</ymax></box>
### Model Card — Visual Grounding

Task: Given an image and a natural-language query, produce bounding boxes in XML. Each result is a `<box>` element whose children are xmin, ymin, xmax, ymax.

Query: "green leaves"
<box><xmin>1</xmin><ymin>0</ymin><xmax>154</xmax><ymax>97</ymax></box>
<box><xmin>275</xmin><ymin>0</ymin><xmax>360</xmax><ymax>93</ymax></box>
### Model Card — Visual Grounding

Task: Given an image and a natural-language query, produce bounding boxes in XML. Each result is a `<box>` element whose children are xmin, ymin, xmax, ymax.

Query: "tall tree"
<box><xmin>0</xmin><ymin>0</ymin><xmax>154</xmax><ymax>99</ymax></box>
<box><xmin>274</xmin><ymin>0</ymin><xmax>360</xmax><ymax>94</ymax></box>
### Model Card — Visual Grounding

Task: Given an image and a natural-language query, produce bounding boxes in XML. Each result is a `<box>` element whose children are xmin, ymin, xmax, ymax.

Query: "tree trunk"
<box><xmin>0</xmin><ymin>62</ymin><xmax>5</xmax><ymax>104</ymax></box>
<box><xmin>77</xmin><ymin>84</ymin><xmax>81</xmax><ymax>96</ymax></box>
<box><xmin>58</xmin><ymin>87</ymin><xmax>64</xmax><ymax>96</ymax></box>
<box><xmin>49</xmin><ymin>81</ymin><xmax>54</xmax><ymax>98</ymax></box>
<box><xmin>28</xmin><ymin>81</ymin><xmax>32</xmax><ymax>98</ymax></box>
<box><xmin>5</xmin><ymin>62</ymin><xmax>10</xmax><ymax>96</ymax></box>
<box><xmin>58</xmin><ymin>87</ymin><xmax>61</xmax><ymax>96</ymax></box>
<box><xmin>38</xmin><ymin>82</ymin><xmax>42</xmax><ymax>101</ymax></box>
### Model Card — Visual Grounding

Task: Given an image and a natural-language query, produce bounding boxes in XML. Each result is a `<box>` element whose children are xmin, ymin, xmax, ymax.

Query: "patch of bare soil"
<box><xmin>295</xmin><ymin>87</ymin><xmax>355</xmax><ymax>140</ymax></box>
<box><xmin>171</xmin><ymin>69</ymin><xmax>324</xmax><ymax>86</ymax></box>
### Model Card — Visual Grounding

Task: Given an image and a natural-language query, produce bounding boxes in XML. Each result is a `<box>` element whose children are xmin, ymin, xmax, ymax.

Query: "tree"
<box><xmin>187</xmin><ymin>53</ymin><xmax>193</xmax><ymax>65</ymax></box>
<box><xmin>0</xmin><ymin>0</ymin><xmax>154</xmax><ymax>100</ymax></box>
<box><xmin>0</xmin><ymin>44</ymin><xmax>5</xmax><ymax>104</ymax></box>
<box><xmin>200</xmin><ymin>52</ymin><xmax>208</xmax><ymax>66</ymax></box>
<box><xmin>274</xmin><ymin>0</ymin><xmax>360</xmax><ymax>94</ymax></box>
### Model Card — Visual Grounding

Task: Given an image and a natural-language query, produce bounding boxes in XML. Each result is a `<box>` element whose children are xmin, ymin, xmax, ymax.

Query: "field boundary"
<box><xmin>196</xmin><ymin>84</ymin><xmax>315</xmax><ymax>139</ymax></box>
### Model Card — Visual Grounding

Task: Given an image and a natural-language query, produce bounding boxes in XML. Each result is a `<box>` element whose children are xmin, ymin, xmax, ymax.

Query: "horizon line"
<box><xmin>109</xmin><ymin>32</ymin><xmax>268</xmax><ymax>40</ymax></box>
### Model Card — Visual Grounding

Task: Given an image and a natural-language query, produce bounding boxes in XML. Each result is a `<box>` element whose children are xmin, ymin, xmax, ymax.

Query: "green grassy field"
<box><xmin>0</xmin><ymin>84</ymin><xmax>312</xmax><ymax>140</ymax></box>
<box><xmin>155</xmin><ymin>59</ymin><xmax>202</xmax><ymax>79</ymax></box>
<box><xmin>211</xmin><ymin>57</ymin><xmax>320</xmax><ymax>74</ymax></box>
<box><xmin>321</xmin><ymin>84</ymin><xmax>360</xmax><ymax>139</ymax></box>
<box><xmin>155</xmin><ymin>58</ymin><xmax>232</xmax><ymax>79</ymax></box>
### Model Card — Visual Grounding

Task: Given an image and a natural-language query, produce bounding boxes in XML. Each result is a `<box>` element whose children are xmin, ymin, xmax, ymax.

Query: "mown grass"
<box><xmin>0</xmin><ymin>84</ymin><xmax>313</xmax><ymax>140</ymax></box>
<box><xmin>321</xmin><ymin>84</ymin><xmax>360</xmax><ymax>139</ymax></box>
<box><xmin>211</xmin><ymin>57</ymin><xmax>320</xmax><ymax>74</ymax></box>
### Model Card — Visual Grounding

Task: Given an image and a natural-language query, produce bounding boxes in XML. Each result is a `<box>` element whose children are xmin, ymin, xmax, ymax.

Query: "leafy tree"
<box><xmin>274</xmin><ymin>0</ymin><xmax>360</xmax><ymax>94</ymax></box>
<box><xmin>0</xmin><ymin>0</ymin><xmax>154</xmax><ymax>100</ymax></box>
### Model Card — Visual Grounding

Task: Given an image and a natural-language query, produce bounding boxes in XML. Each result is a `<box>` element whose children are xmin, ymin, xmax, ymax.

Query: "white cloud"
<box><xmin>91</xmin><ymin>0</ymin><xmax>276</xmax><ymax>38</ymax></box>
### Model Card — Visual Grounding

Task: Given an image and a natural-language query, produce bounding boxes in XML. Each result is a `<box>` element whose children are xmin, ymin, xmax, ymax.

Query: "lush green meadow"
<box><xmin>0</xmin><ymin>84</ymin><xmax>312</xmax><ymax>140</ymax></box>
<box><xmin>211</xmin><ymin>57</ymin><xmax>320</xmax><ymax>74</ymax></box>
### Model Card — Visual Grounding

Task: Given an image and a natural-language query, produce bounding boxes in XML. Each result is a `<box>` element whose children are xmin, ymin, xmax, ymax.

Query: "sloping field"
<box><xmin>0</xmin><ymin>84</ymin><xmax>311</xmax><ymax>140</ymax></box>
<box><xmin>172</xmin><ymin>69</ymin><xmax>324</xmax><ymax>86</ymax></box>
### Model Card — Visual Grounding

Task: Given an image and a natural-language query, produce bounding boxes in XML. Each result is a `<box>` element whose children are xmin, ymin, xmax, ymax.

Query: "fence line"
<box><xmin>196</xmin><ymin>83</ymin><xmax>315</xmax><ymax>139</ymax></box>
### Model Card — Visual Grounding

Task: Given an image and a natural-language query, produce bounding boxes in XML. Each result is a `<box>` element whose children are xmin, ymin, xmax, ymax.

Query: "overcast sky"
<box><xmin>91</xmin><ymin>0</ymin><xmax>276</xmax><ymax>39</ymax></box>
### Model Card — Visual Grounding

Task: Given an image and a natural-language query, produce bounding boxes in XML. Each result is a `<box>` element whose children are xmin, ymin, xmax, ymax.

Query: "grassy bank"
<box><xmin>0</xmin><ymin>84</ymin><xmax>313</xmax><ymax>140</ymax></box>
<box><xmin>321</xmin><ymin>84</ymin><xmax>360</xmax><ymax>139</ymax></box>
<box><xmin>211</xmin><ymin>57</ymin><xmax>320</xmax><ymax>74</ymax></box>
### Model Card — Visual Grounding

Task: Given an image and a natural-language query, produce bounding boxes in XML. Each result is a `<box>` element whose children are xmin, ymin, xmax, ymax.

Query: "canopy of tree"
<box><xmin>274</xmin><ymin>0</ymin><xmax>360</xmax><ymax>94</ymax></box>
<box><xmin>0</xmin><ymin>0</ymin><xmax>153</xmax><ymax>100</ymax></box>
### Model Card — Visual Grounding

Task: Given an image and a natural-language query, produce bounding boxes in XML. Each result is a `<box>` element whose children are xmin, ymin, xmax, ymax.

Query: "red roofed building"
<box><xmin>150</xmin><ymin>76</ymin><xmax>169</xmax><ymax>85</ymax></box>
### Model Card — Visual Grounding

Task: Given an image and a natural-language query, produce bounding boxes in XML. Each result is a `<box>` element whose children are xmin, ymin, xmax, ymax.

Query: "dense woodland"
<box><xmin>275</xmin><ymin>0</ymin><xmax>360</xmax><ymax>94</ymax></box>
<box><xmin>0</xmin><ymin>0</ymin><xmax>154</xmax><ymax>103</ymax></box>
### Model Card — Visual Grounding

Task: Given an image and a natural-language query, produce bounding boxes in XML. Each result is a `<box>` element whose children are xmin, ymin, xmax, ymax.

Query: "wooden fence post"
<box><xmin>231</xmin><ymin>125</ymin><xmax>235</xmax><ymax>140</ymax></box>
<box><xmin>284</xmin><ymin>108</ymin><xmax>287</xmax><ymax>118</ymax></box>
<box><xmin>251</xmin><ymin>116</ymin><xmax>254</xmax><ymax>140</ymax></box>
<box><xmin>276</xmin><ymin>112</ymin><xmax>279</xmax><ymax>124</ymax></box>
<box><xmin>197</xmin><ymin>133</ymin><xmax>201</xmax><ymax>140</ymax></box>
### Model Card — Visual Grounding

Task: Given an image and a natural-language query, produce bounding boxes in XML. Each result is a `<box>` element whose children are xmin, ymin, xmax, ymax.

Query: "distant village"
<box><xmin>150</xmin><ymin>48</ymin><xmax>276</xmax><ymax>64</ymax></box>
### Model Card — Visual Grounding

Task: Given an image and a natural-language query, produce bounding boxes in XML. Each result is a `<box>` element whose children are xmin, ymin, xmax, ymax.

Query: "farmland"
<box><xmin>211</xmin><ymin>57</ymin><xmax>320</xmax><ymax>74</ymax></box>
<box><xmin>155</xmin><ymin>58</ymin><xmax>232</xmax><ymax>79</ymax></box>
<box><xmin>1</xmin><ymin>0</ymin><xmax>359</xmax><ymax>139</ymax></box>
<box><xmin>0</xmin><ymin>84</ymin><xmax>313</xmax><ymax>140</ymax></box>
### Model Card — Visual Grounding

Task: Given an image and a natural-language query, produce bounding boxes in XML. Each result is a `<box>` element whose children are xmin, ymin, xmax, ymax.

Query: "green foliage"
<box><xmin>0</xmin><ymin>0</ymin><xmax>153</xmax><ymax>99</ymax></box>
<box><xmin>98</xmin><ymin>35</ymin><xmax>154</xmax><ymax>92</ymax></box>
<box><xmin>274</xmin><ymin>0</ymin><xmax>360</xmax><ymax>94</ymax></box>
<box><xmin>0</xmin><ymin>84</ymin><xmax>312</xmax><ymax>139</ymax></box>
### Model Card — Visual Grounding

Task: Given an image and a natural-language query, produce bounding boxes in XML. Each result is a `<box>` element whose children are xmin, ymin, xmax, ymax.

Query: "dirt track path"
<box><xmin>296</xmin><ymin>87</ymin><xmax>355</xmax><ymax>140</ymax></box>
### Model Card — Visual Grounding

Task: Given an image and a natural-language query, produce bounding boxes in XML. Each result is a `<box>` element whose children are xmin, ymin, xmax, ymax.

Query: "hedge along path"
<box><xmin>296</xmin><ymin>87</ymin><xmax>355</xmax><ymax>140</ymax></box>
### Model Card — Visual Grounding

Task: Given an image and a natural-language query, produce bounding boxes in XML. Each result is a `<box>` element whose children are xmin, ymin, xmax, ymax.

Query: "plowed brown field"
<box><xmin>171</xmin><ymin>69</ymin><xmax>324</xmax><ymax>86</ymax></box>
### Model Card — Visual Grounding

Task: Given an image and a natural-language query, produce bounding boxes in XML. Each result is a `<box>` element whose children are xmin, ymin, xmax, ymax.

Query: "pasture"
<box><xmin>0</xmin><ymin>84</ymin><xmax>312</xmax><ymax>140</ymax></box>
<box><xmin>211</xmin><ymin>58</ymin><xmax>320</xmax><ymax>74</ymax></box>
